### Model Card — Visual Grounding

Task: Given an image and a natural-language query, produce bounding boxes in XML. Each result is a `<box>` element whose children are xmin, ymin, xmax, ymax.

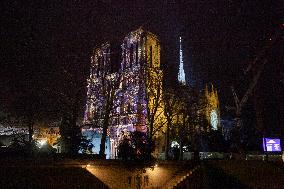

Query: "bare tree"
<box><xmin>99</xmin><ymin>74</ymin><xmax>122</xmax><ymax>157</ymax></box>
<box><xmin>143</xmin><ymin>64</ymin><xmax>166</xmax><ymax>153</ymax></box>
<box><xmin>175</xmin><ymin>85</ymin><xmax>200</xmax><ymax>160</ymax></box>
<box><xmin>86</xmin><ymin>70</ymin><xmax>122</xmax><ymax>158</ymax></box>
<box><xmin>163</xmin><ymin>84</ymin><xmax>201</xmax><ymax>160</ymax></box>
<box><xmin>163</xmin><ymin>87</ymin><xmax>179</xmax><ymax>160</ymax></box>
<box><xmin>42</xmin><ymin>64</ymin><xmax>86</xmax><ymax>155</ymax></box>
<box><xmin>83</xmin><ymin>43</ymin><xmax>125</xmax><ymax>158</ymax></box>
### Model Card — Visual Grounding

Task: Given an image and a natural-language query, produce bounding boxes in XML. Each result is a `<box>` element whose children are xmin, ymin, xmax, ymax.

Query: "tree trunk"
<box><xmin>28</xmin><ymin>119</ymin><xmax>34</xmax><ymax>143</ymax></box>
<box><xmin>70</xmin><ymin>90</ymin><xmax>80</xmax><ymax>155</ymax></box>
<box><xmin>99</xmin><ymin>113</ymin><xmax>110</xmax><ymax>159</ymax></box>
<box><xmin>179</xmin><ymin>125</ymin><xmax>184</xmax><ymax>161</ymax></box>
<box><xmin>193</xmin><ymin>134</ymin><xmax>200</xmax><ymax>164</ymax></box>
<box><xmin>165</xmin><ymin>122</ymin><xmax>171</xmax><ymax>160</ymax></box>
<box><xmin>72</xmin><ymin>92</ymin><xmax>79</xmax><ymax>127</ymax></box>
<box><xmin>148</xmin><ymin>120</ymin><xmax>154</xmax><ymax>143</ymax></box>
<box><xmin>179</xmin><ymin>139</ymin><xmax>183</xmax><ymax>161</ymax></box>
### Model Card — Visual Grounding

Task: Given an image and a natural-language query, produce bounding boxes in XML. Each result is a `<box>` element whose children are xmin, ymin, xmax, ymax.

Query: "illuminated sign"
<box><xmin>263</xmin><ymin>138</ymin><xmax>282</xmax><ymax>152</ymax></box>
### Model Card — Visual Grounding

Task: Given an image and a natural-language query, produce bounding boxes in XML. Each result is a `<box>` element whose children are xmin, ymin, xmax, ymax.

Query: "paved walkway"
<box><xmin>86</xmin><ymin>163</ymin><xmax>195</xmax><ymax>189</ymax></box>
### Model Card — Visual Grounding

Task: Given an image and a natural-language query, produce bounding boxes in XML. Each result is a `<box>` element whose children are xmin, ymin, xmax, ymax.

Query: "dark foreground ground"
<box><xmin>0</xmin><ymin>167</ymin><xmax>109</xmax><ymax>189</ymax></box>
<box><xmin>0</xmin><ymin>158</ymin><xmax>109</xmax><ymax>189</ymax></box>
<box><xmin>0</xmin><ymin>158</ymin><xmax>283</xmax><ymax>189</ymax></box>
<box><xmin>180</xmin><ymin>160</ymin><xmax>284</xmax><ymax>189</ymax></box>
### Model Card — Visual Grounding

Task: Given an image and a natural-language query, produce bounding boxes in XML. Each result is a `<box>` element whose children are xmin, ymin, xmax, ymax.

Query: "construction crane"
<box><xmin>226</xmin><ymin>26</ymin><xmax>281</xmax><ymax>131</ymax></box>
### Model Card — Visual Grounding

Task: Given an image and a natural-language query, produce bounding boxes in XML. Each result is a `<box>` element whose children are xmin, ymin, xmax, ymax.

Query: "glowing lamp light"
<box><xmin>171</xmin><ymin>141</ymin><xmax>180</xmax><ymax>148</ymax></box>
<box><xmin>38</xmin><ymin>139</ymin><xmax>47</xmax><ymax>148</ymax></box>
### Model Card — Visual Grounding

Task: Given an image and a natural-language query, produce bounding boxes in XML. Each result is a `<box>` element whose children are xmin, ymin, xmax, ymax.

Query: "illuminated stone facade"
<box><xmin>84</xmin><ymin>28</ymin><xmax>165</xmax><ymax>158</ymax></box>
<box><xmin>178</xmin><ymin>35</ymin><xmax>220</xmax><ymax>132</ymax></box>
<box><xmin>204</xmin><ymin>84</ymin><xmax>220</xmax><ymax>131</ymax></box>
<box><xmin>178</xmin><ymin>37</ymin><xmax>186</xmax><ymax>85</ymax></box>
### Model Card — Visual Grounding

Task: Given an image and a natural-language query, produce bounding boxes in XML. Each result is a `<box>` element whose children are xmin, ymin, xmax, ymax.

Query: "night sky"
<box><xmin>1</xmin><ymin>0</ymin><xmax>283</xmax><ymax>130</ymax></box>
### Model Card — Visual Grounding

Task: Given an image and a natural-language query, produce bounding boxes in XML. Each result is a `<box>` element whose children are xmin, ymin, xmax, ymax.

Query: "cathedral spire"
<box><xmin>178</xmin><ymin>36</ymin><xmax>186</xmax><ymax>85</ymax></box>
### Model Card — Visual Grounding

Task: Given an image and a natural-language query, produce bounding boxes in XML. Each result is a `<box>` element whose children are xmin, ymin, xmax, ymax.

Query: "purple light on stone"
<box><xmin>263</xmin><ymin>138</ymin><xmax>282</xmax><ymax>152</ymax></box>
